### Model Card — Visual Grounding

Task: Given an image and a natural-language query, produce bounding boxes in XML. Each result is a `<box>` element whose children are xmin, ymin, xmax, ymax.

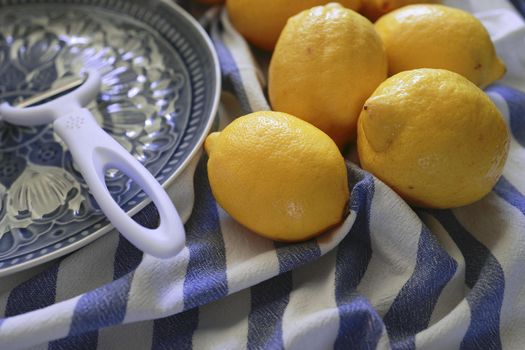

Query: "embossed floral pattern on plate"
<box><xmin>0</xmin><ymin>5</ymin><xmax>195</xmax><ymax>262</ymax></box>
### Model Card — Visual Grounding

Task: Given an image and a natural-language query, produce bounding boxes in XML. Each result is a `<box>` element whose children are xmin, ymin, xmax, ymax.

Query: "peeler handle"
<box><xmin>54</xmin><ymin>107</ymin><xmax>185</xmax><ymax>258</ymax></box>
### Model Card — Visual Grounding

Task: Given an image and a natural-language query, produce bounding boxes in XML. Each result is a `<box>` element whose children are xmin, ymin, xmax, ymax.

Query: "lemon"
<box><xmin>269</xmin><ymin>3</ymin><xmax>387</xmax><ymax>148</ymax></box>
<box><xmin>227</xmin><ymin>0</ymin><xmax>362</xmax><ymax>51</ymax></box>
<box><xmin>357</xmin><ymin>69</ymin><xmax>509</xmax><ymax>209</ymax></box>
<box><xmin>359</xmin><ymin>0</ymin><xmax>440</xmax><ymax>22</ymax></box>
<box><xmin>375</xmin><ymin>4</ymin><xmax>506</xmax><ymax>88</ymax></box>
<box><xmin>204</xmin><ymin>111</ymin><xmax>349</xmax><ymax>242</ymax></box>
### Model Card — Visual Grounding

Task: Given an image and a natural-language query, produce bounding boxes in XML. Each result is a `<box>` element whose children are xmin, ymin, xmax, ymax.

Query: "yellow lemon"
<box><xmin>227</xmin><ymin>0</ymin><xmax>362</xmax><ymax>51</ymax></box>
<box><xmin>205</xmin><ymin>111</ymin><xmax>349</xmax><ymax>242</ymax></box>
<box><xmin>269</xmin><ymin>3</ymin><xmax>387</xmax><ymax>148</ymax></box>
<box><xmin>357</xmin><ymin>69</ymin><xmax>509</xmax><ymax>209</ymax></box>
<box><xmin>359</xmin><ymin>0</ymin><xmax>440</xmax><ymax>22</ymax></box>
<box><xmin>375</xmin><ymin>4</ymin><xmax>506</xmax><ymax>88</ymax></box>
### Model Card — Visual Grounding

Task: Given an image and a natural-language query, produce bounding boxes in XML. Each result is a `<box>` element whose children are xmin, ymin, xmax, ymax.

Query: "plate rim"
<box><xmin>0</xmin><ymin>0</ymin><xmax>221</xmax><ymax>277</ymax></box>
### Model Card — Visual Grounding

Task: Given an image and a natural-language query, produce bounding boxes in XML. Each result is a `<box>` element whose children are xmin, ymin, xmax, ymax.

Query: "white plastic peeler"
<box><xmin>0</xmin><ymin>69</ymin><xmax>185</xmax><ymax>258</ymax></box>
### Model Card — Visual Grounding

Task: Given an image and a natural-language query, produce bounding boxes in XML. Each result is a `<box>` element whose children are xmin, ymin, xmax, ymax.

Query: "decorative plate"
<box><xmin>0</xmin><ymin>0</ymin><xmax>220</xmax><ymax>276</ymax></box>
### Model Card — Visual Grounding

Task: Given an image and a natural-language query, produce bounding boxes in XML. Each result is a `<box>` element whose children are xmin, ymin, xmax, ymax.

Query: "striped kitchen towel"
<box><xmin>1</xmin><ymin>0</ymin><xmax>525</xmax><ymax>349</ymax></box>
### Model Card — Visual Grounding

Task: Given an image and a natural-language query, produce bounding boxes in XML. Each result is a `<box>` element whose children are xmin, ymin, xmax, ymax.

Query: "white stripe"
<box><xmin>192</xmin><ymin>288</ymin><xmax>250</xmax><ymax>350</ymax></box>
<box><xmin>123</xmin><ymin>247</ymin><xmax>190</xmax><ymax>323</ymax></box>
<box><xmin>489</xmin><ymin>91</ymin><xmax>525</xmax><ymax>193</ymax></box>
<box><xmin>220</xmin><ymin>9</ymin><xmax>270</xmax><ymax>112</ymax></box>
<box><xmin>55</xmin><ymin>231</ymin><xmax>119</xmax><ymax>302</ymax></box>
<box><xmin>444</xmin><ymin>0</ymin><xmax>516</xmax><ymax>13</ymax></box>
<box><xmin>0</xmin><ymin>296</ymin><xmax>80</xmax><ymax>349</ymax></box>
<box><xmin>0</xmin><ymin>227</ymin><xmax>118</xmax><ymax>348</ymax></box>
<box><xmin>166</xmin><ymin>149</ymin><xmax>202</xmax><ymax>224</ymax></box>
<box><xmin>442</xmin><ymin>0</ymin><xmax>473</xmax><ymax>11</ymax></box>
<box><xmin>414</xmin><ymin>300</ymin><xmax>471</xmax><ymax>350</ymax></box>
<box><xmin>0</xmin><ymin>294</ymin><xmax>7</xmax><ymax>319</ymax></box>
<box><xmin>453</xmin><ymin>193</ymin><xmax>525</xmax><ymax>349</ymax></box>
<box><xmin>219</xmin><ymin>92</ymin><xmax>244</xmax><ymax>130</ymax></box>
<box><xmin>416</xmin><ymin>213</ymin><xmax>468</xmax><ymax>350</ymax></box>
<box><xmin>475</xmin><ymin>8</ymin><xmax>525</xmax><ymax>93</ymax></box>
<box><xmin>479</xmin><ymin>7</ymin><xmax>525</xmax><ymax>92</ymax></box>
<box><xmin>356</xmin><ymin>179</ymin><xmax>422</xmax><ymax>317</ymax></box>
<box><xmin>25</xmin><ymin>344</ymin><xmax>48</xmax><ymax>350</ymax></box>
<box><xmin>218</xmin><ymin>206</ymin><xmax>279</xmax><ymax>294</ymax></box>
<box><xmin>376</xmin><ymin>329</ymin><xmax>392</xmax><ymax>350</ymax></box>
<box><xmin>97</xmin><ymin>320</ymin><xmax>154</xmax><ymax>350</ymax></box>
<box><xmin>281</xmin><ymin>250</ymin><xmax>339</xmax><ymax>350</ymax></box>
<box><xmin>317</xmin><ymin>210</ymin><xmax>358</xmax><ymax>255</ymax></box>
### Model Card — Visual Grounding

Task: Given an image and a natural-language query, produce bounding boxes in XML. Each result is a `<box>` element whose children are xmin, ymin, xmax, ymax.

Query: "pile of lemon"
<box><xmin>203</xmin><ymin>0</ymin><xmax>510</xmax><ymax>242</ymax></box>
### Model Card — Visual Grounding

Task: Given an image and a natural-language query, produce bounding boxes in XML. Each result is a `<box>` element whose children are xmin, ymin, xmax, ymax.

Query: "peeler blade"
<box><xmin>15</xmin><ymin>75</ymin><xmax>86</xmax><ymax>109</ymax></box>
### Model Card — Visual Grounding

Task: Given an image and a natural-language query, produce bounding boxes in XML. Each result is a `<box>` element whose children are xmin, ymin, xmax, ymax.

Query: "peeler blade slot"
<box><xmin>15</xmin><ymin>76</ymin><xmax>86</xmax><ymax>109</ymax></box>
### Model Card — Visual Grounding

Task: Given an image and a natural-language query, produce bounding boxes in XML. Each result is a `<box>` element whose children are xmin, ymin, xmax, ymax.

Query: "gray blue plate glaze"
<box><xmin>0</xmin><ymin>0</ymin><xmax>220</xmax><ymax>276</ymax></box>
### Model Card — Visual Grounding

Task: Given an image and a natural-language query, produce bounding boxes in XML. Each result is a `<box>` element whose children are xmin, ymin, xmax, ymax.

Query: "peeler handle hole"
<box><xmin>102</xmin><ymin>167</ymin><xmax>160</xmax><ymax>229</ymax></box>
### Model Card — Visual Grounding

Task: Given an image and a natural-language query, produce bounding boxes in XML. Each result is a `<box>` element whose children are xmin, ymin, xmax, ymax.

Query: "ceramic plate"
<box><xmin>0</xmin><ymin>0</ymin><xmax>220</xmax><ymax>276</ymax></box>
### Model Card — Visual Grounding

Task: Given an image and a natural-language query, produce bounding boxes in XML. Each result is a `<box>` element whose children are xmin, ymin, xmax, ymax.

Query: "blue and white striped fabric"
<box><xmin>1</xmin><ymin>0</ymin><xmax>525</xmax><ymax>349</ymax></box>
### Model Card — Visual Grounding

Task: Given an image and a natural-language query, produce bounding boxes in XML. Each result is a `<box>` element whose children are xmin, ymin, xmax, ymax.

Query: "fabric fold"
<box><xmin>0</xmin><ymin>1</ymin><xmax>524</xmax><ymax>349</ymax></box>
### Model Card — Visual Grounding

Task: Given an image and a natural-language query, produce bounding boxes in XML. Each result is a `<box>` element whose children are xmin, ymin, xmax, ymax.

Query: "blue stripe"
<box><xmin>508</xmin><ymin>0</ymin><xmax>525</xmax><ymax>18</ymax></box>
<box><xmin>245</xmin><ymin>207</ymin><xmax>323</xmax><ymax>348</ymax></box>
<box><xmin>50</xmin><ymin>220</ymin><xmax>145</xmax><ymax>349</ymax></box>
<box><xmin>50</xmin><ymin>275</ymin><xmax>134</xmax><ymax>348</ymax></box>
<box><xmin>336</xmin><ymin>295</ymin><xmax>385</xmax><ymax>350</ymax></box>
<box><xmin>56</xmin><ymin>220</ymin><xmax>145</xmax><ymax>340</ymax></box>
<box><xmin>334</xmin><ymin>172</ymin><xmax>384</xmax><ymax>349</ymax></box>
<box><xmin>245</xmin><ymin>236</ymin><xmax>320</xmax><ymax>348</ymax></box>
<box><xmin>383</xmin><ymin>226</ymin><xmax>458</xmax><ymax>350</ymax></box>
<box><xmin>181</xmin><ymin>156</ymin><xmax>228</xmax><ymax>310</ymax></box>
<box><xmin>151</xmin><ymin>308</ymin><xmax>199</xmax><ymax>350</ymax></box>
<box><xmin>247</xmin><ymin>272</ymin><xmax>293</xmax><ymax>350</ymax></box>
<box><xmin>494</xmin><ymin>176</ymin><xmax>525</xmax><ymax>215</ymax></box>
<box><xmin>66</xmin><ymin>274</ymin><xmax>134</xmax><ymax>336</ymax></box>
<box><xmin>210</xmin><ymin>18</ymin><xmax>253</xmax><ymax>114</ymax></box>
<box><xmin>486</xmin><ymin>85</ymin><xmax>525</xmax><ymax>147</ymax></box>
<box><xmin>152</xmin><ymin>157</ymin><xmax>227</xmax><ymax>346</ymax></box>
<box><xmin>431</xmin><ymin>210</ymin><xmax>504</xmax><ymax>350</ymax></box>
<box><xmin>112</xmin><ymin>231</ymin><xmax>145</xmax><ymax>280</ymax></box>
<box><xmin>4</xmin><ymin>260</ymin><xmax>60</xmax><ymax>317</ymax></box>
<box><xmin>274</xmin><ymin>241</ymin><xmax>321</xmax><ymax>274</ymax></box>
